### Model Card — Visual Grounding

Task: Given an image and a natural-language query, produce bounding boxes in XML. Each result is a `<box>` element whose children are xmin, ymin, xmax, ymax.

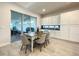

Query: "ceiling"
<box><xmin>16</xmin><ymin>2</ymin><xmax>79</xmax><ymax>17</ymax></box>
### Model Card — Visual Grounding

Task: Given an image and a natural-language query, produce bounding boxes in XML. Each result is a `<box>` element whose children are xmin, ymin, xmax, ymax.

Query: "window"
<box><xmin>10</xmin><ymin>10</ymin><xmax>37</xmax><ymax>33</ymax></box>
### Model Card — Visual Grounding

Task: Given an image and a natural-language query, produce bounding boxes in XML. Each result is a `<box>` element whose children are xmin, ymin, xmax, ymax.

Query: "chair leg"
<box><xmin>48</xmin><ymin>40</ymin><xmax>50</xmax><ymax>43</ymax></box>
<box><xmin>20</xmin><ymin>44</ymin><xmax>23</xmax><ymax>51</ymax></box>
<box><xmin>44</xmin><ymin>43</ymin><xmax>46</xmax><ymax>48</ymax></box>
<box><xmin>25</xmin><ymin>45</ymin><xmax>27</xmax><ymax>53</ymax></box>
<box><xmin>40</xmin><ymin>45</ymin><xmax>43</xmax><ymax>52</ymax></box>
<box><xmin>40</xmin><ymin>47</ymin><xmax>42</xmax><ymax>52</ymax></box>
<box><xmin>46</xmin><ymin>41</ymin><xmax>48</xmax><ymax>46</ymax></box>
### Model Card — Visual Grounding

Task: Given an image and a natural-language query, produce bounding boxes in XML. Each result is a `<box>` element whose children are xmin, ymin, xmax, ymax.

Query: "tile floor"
<box><xmin>0</xmin><ymin>38</ymin><xmax>79</xmax><ymax>56</ymax></box>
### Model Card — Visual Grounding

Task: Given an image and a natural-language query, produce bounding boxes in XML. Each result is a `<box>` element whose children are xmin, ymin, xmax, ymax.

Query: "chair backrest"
<box><xmin>21</xmin><ymin>34</ymin><xmax>30</xmax><ymax>45</ymax></box>
<box><xmin>36</xmin><ymin>33</ymin><xmax>46</xmax><ymax>44</ymax></box>
<box><xmin>37</xmin><ymin>31</ymin><xmax>43</xmax><ymax>37</ymax></box>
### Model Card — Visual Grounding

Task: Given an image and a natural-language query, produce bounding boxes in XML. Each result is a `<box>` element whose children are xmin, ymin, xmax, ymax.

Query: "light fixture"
<box><xmin>42</xmin><ymin>9</ymin><xmax>46</xmax><ymax>12</ymax></box>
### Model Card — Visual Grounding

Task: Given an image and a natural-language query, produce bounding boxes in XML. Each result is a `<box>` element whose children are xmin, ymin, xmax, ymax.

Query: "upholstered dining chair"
<box><xmin>45</xmin><ymin>32</ymin><xmax>50</xmax><ymax>46</ymax></box>
<box><xmin>20</xmin><ymin>34</ymin><xmax>31</xmax><ymax>53</ymax></box>
<box><xmin>35</xmin><ymin>33</ymin><xmax>46</xmax><ymax>52</ymax></box>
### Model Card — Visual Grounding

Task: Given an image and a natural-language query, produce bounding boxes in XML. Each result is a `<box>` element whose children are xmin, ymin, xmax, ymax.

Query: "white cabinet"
<box><xmin>41</xmin><ymin>15</ymin><xmax>60</xmax><ymax>25</ymax></box>
<box><xmin>70</xmin><ymin>25</ymin><xmax>79</xmax><ymax>42</ymax></box>
<box><xmin>61</xmin><ymin>10</ymin><xmax>79</xmax><ymax>25</ymax></box>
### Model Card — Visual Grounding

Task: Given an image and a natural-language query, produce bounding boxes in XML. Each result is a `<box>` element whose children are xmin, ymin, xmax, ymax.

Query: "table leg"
<box><xmin>31</xmin><ymin>37</ymin><xmax>33</xmax><ymax>52</ymax></box>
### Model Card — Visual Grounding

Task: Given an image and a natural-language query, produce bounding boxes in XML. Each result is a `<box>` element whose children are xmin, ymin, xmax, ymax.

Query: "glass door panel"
<box><xmin>30</xmin><ymin>16</ymin><xmax>37</xmax><ymax>32</ymax></box>
<box><xmin>11</xmin><ymin>11</ymin><xmax>22</xmax><ymax>42</ymax></box>
<box><xmin>23</xmin><ymin>15</ymin><xmax>31</xmax><ymax>33</ymax></box>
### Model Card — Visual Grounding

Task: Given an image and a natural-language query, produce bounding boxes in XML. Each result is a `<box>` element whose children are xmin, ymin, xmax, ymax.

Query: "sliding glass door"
<box><xmin>10</xmin><ymin>11</ymin><xmax>37</xmax><ymax>42</ymax></box>
<box><xmin>11</xmin><ymin>11</ymin><xmax>22</xmax><ymax>42</ymax></box>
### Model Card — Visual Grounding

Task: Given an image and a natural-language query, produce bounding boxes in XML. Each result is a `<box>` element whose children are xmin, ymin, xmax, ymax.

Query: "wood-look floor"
<box><xmin>0</xmin><ymin>38</ymin><xmax>79</xmax><ymax>56</ymax></box>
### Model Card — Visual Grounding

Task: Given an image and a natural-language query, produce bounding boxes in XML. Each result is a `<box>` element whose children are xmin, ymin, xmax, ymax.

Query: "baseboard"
<box><xmin>50</xmin><ymin>37</ymin><xmax>79</xmax><ymax>44</ymax></box>
<box><xmin>0</xmin><ymin>42</ymin><xmax>10</xmax><ymax>47</ymax></box>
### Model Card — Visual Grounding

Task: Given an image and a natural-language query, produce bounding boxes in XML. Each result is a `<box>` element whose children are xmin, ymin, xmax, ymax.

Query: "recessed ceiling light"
<box><xmin>42</xmin><ymin>9</ymin><xmax>46</xmax><ymax>12</ymax></box>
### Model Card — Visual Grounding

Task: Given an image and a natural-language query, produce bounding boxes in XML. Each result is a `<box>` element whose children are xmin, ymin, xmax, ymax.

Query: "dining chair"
<box><xmin>45</xmin><ymin>32</ymin><xmax>50</xmax><ymax>46</ymax></box>
<box><xmin>35</xmin><ymin>33</ymin><xmax>46</xmax><ymax>52</ymax></box>
<box><xmin>20</xmin><ymin>34</ymin><xmax>31</xmax><ymax>53</ymax></box>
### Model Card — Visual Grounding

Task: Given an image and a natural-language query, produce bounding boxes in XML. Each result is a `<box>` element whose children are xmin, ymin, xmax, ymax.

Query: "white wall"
<box><xmin>41</xmin><ymin>10</ymin><xmax>79</xmax><ymax>42</ymax></box>
<box><xmin>0</xmin><ymin>2</ymin><xmax>40</xmax><ymax>47</ymax></box>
